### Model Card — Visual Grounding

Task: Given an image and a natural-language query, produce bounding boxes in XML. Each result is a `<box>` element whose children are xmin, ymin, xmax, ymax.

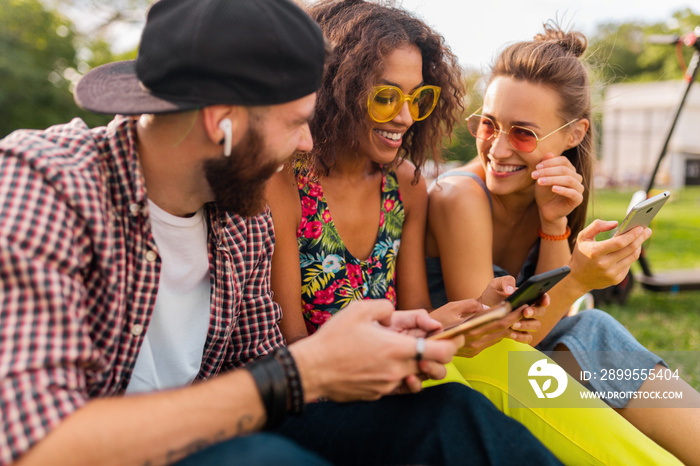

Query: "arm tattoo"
<box><xmin>235</xmin><ymin>414</ymin><xmax>259</xmax><ymax>435</ymax></box>
<box><xmin>163</xmin><ymin>431</ymin><xmax>227</xmax><ymax>464</ymax></box>
<box><xmin>160</xmin><ymin>415</ymin><xmax>261</xmax><ymax>464</ymax></box>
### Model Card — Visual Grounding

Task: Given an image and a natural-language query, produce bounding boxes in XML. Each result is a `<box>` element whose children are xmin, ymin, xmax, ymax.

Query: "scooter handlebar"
<box><xmin>647</xmin><ymin>34</ymin><xmax>681</xmax><ymax>45</ymax></box>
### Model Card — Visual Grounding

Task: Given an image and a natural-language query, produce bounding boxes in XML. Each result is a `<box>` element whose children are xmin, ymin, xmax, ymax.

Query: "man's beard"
<box><xmin>203</xmin><ymin>125</ymin><xmax>281</xmax><ymax>217</ymax></box>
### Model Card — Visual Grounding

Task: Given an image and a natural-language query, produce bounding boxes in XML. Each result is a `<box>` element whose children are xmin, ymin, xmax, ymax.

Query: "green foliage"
<box><xmin>442</xmin><ymin>70</ymin><xmax>483</xmax><ymax>163</ymax></box>
<box><xmin>588</xmin><ymin>8</ymin><xmax>700</xmax><ymax>84</ymax></box>
<box><xmin>0</xmin><ymin>0</ymin><xmax>113</xmax><ymax>137</ymax></box>
<box><xmin>443</xmin><ymin>115</ymin><xmax>478</xmax><ymax>163</ymax></box>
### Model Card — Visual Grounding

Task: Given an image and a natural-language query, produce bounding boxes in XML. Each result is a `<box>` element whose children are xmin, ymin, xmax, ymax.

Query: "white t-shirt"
<box><xmin>126</xmin><ymin>200</ymin><xmax>211</xmax><ymax>393</ymax></box>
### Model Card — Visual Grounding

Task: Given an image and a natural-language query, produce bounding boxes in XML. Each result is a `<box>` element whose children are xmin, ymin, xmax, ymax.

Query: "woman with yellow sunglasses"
<box><xmin>266</xmin><ymin>0</ymin><xmax>465</xmax><ymax>343</ymax></box>
<box><xmin>426</xmin><ymin>22</ymin><xmax>699</xmax><ymax>464</ymax></box>
<box><xmin>266</xmin><ymin>2</ymin><xmax>683</xmax><ymax>464</ymax></box>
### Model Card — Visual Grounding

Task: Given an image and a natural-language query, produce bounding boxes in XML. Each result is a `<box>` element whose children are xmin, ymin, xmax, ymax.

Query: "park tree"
<box><xmin>441</xmin><ymin>69</ymin><xmax>483</xmax><ymax>163</ymax></box>
<box><xmin>0</xmin><ymin>0</ymin><xmax>131</xmax><ymax>137</ymax></box>
<box><xmin>43</xmin><ymin>0</ymin><xmax>149</xmax><ymax>48</ymax></box>
<box><xmin>589</xmin><ymin>8</ymin><xmax>700</xmax><ymax>84</ymax></box>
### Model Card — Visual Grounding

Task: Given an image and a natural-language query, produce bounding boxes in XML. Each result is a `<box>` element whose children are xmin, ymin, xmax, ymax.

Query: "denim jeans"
<box><xmin>536</xmin><ymin>309</ymin><xmax>666</xmax><ymax>408</ymax></box>
<box><xmin>174</xmin><ymin>432</ymin><xmax>330</xmax><ymax>465</ymax></box>
<box><xmin>275</xmin><ymin>383</ymin><xmax>561</xmax><ymax>466</ymax></box>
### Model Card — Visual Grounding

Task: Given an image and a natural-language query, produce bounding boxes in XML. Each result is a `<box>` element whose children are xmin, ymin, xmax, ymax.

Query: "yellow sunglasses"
<box><xmin>367</xmin><ymin>85</ymin><xmax>441</xmax><ymax>123</ymax></box>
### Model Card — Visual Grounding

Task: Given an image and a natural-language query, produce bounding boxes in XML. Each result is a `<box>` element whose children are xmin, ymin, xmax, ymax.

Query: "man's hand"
<box><xmin>385</xmin><ymin>308</ymin><xmax>466</xmax><ymax>392</ymax></box>
<box><xmin>383</xmin><ymin>307</ymin><xmax>444</xmax><ymax>337</ymax></box>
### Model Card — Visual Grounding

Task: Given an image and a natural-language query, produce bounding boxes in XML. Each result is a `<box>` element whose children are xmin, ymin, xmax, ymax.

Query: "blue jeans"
<box><xmin>174</xmin><ymin>432</ymin><xmax>330</xmax><ymax>465</ymax></box>
<box><xmin>275</xmin><ymin>383</ymin><xmax>561</xmax><ymax>465</ymax></box>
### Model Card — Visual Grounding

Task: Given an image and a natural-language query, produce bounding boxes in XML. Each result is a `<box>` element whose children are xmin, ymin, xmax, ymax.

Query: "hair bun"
<box><xmin>534</xmin><ymin>21</ymin><xmax>587</xmax><ymax>58</ymax></box>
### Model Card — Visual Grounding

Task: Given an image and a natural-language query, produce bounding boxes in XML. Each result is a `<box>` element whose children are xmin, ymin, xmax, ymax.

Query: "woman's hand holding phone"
<box><xmin>569</xmin><ymin>192</ymin><xmax>665</xmax><ymax>293</ymax></box>
<box><xmin>571</xmin><ymin>219</ymin><xmax>652</xmax><ymax>293</ymax></box>
<box><xmin>612</xmin><ymin>190</ymin><xmax>669</xmax><ymax>236</ymax></box>
<box><xmin>479</xmin><ymin>275</ymin><xmax>549</xmax><ymax>329</ymax></box>
<box><xmin>505</xmin><ymin>266</ymin><xmax>570</xmax><ymax>308</ymax></box>
<box><xmin>477</xmin><ymin>275</ymin><xmax>516</xmax><ymax>307</ymax></box>
<box><xmin>429</xmin><ymin>290</ymin><xmax>547</xmax><ymax>358</ymax></box>
<box><xmin>452</xmin><ymin>302</ymin><xmax>545</xmax><ymax>357</ymax></box>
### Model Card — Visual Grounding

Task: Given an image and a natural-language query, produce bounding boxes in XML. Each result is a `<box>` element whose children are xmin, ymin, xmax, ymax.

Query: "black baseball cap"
<box><xmin>74</xmin><ymin>0</ymin><xmax>326</xmax><ymax>115</ymax></box>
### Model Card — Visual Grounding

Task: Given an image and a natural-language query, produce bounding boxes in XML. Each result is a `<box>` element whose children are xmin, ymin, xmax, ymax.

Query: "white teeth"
<box><xmin>490</xmin><ymin>161</ymin><xmax>525</xmax><ymax>173</ymax></box>
<box><xmin>376</xmin><ymin>130</ymin><xmax>402</xmax><ymax>141</ymax></box>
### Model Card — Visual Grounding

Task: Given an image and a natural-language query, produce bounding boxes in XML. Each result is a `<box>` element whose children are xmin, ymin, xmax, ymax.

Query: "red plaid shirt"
<box><xmin>0</xmin><ymin>116</ymin><xmax>285</xmax><ymax>463</ymax></box>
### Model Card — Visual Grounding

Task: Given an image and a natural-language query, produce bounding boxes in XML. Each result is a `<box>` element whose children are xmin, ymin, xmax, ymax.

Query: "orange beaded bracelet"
<box><xmin>538</xmin><ymin>226</ymin><xmax>571</xmax><ymax>241</ymax></box>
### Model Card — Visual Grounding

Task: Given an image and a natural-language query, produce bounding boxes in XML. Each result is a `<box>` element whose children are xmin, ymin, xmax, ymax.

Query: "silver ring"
<box><xmin>415</xmin><ymin>337</ymin><xmax>426</xmax><ymax>362</ymax></box>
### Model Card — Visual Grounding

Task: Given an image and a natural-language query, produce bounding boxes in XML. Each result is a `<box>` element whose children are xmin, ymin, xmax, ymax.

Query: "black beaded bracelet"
<box><xmin>247</xmin><ymin>347</ymin><xmax>306</xmax><ymax>429</ymax></box>
<box><xmin>274</xmin><ymin>347</ymin><xmax>305</xmax><ymax>416</ymax></box>
<box><xmin>247</xmin><ymin>352</ymin><xmax>288</xmax><ymax>429</ymax></box>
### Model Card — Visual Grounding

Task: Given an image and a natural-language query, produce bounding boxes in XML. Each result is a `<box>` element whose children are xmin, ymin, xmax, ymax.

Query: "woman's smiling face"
<box><xmin>478</xmin><ymin>76</ymin><xmax>572</xmax><ymax>196</ymax></box>
<box><xmin>357</xmin><ymin>44</ymin><xmax>424</xmax><ymax>165</ymax></box>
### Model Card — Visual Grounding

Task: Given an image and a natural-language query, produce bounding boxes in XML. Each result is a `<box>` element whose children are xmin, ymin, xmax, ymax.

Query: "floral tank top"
<box><xmin>295</xmin><ymin>165</ymin><xmax>404</xmax><ymax>335</ymax></box>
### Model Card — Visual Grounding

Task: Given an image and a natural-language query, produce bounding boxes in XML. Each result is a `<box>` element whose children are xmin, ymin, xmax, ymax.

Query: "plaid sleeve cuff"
<box><xmin>1</xmin><ymin>368</ymin><xmax>88</xmax><ymax>463</ymax></box>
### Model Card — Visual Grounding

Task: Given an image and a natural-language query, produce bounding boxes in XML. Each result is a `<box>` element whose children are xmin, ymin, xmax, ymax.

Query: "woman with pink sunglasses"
<box><xmin>426</xmin><ymin>22</ymin><xmax>700</xmax><ymax>464</ymax></box>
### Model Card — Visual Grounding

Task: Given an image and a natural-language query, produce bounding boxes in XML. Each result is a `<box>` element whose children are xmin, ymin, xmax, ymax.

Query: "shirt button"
<box><xmin>145</xmin><ymin>250</ymin><xmax>158</xmax><ymax>262</ymax></box>
<box><xmin>129</xmin><ymin>203</ymin><xmax>140</xmax><ymax>216</ymax></box>
<box><xmin>131</xmin><ymin>324</ymin><xmax>144</xmax><ymax>336</ymax></box>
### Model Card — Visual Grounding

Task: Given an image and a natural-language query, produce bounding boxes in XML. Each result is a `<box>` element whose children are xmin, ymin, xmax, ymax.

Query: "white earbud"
<box><xmin>219</xmin><ymin>118</ymin><xmax>232</xmax><ymax>157</ymax></box>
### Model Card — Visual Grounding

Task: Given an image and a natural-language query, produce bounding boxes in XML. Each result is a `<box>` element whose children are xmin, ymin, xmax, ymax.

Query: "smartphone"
<box><xmin>612</xmin><ymin>190</ymin><xmax>670</xmax><ymax>236</ymax></box>
<box><xmin>505</xmin><ymin>266</ymin><xmax>571</xmax><ymax>309</ymax></box>
<box><xmin>427</xmin><ymin>301</ymin><xmax>512</xmax><ymax>340</ymax></box>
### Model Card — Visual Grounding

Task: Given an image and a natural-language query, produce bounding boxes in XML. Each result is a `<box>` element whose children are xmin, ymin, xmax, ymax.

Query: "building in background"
<box><xmin>599</xmin><ymin>81</ymin><xmax>700</xmax><ymax>189</ymax></box>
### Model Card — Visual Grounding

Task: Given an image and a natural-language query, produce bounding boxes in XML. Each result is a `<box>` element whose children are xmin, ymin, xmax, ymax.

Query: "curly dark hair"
<box><xmin>303</xmin><ymin>0</ymin><xmax>465</xmax><ymax>181</ymax></box>
<box><xmin>489</xmin><ymin>21</ymin><xmax>594</xmax><ymax>247</ymax></box>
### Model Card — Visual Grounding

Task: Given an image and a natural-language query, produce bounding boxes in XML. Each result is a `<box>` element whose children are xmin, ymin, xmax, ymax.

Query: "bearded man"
<box><xmin>0</xmin><ymin>1</ymin><xmax>561</xmax><ymax>465</ymax></box>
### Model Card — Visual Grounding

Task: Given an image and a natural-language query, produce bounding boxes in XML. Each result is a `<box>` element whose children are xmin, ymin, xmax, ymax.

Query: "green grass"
<box><xmin>587</xmin><ymin>186</ymin><xmax>700</xmax><ymax>389</ymax></box>
<box><xmin>589</xmin><ymin>187</ymin><xmax>700</xmax><ymax>270</ymax></box>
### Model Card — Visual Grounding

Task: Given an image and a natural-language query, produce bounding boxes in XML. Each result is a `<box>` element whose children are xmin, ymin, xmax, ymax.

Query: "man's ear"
<box><xmin>201</xmin><ymin>105</ymin><xmax>247</xmax><ymax>150</ymax></box>
<box><xmin>567</xmin><ymin>118</ymin><xmax>590</xmax><ymax>149</ymax></box>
